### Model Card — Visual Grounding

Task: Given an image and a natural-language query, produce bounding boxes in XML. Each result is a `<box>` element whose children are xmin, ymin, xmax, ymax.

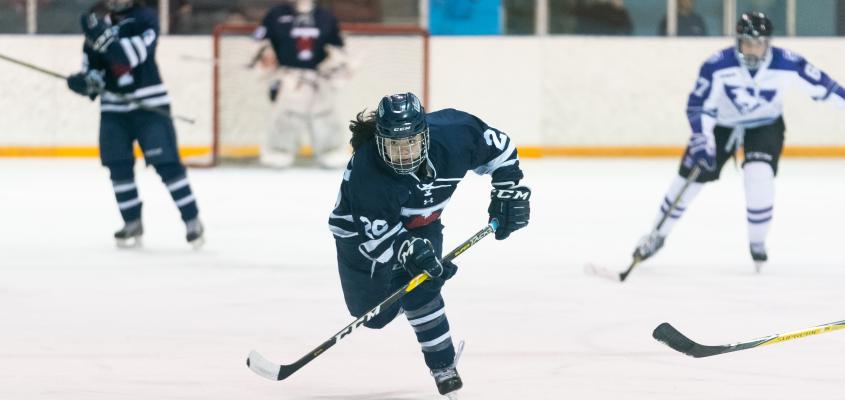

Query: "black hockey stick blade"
<box><xmin>652</xmin><ymin>322</ymin><xmax>731</xmax><ymax>358</ymax></box>
<box><xmin>653</xmin><ymin>320</ymin><xmax>845</xmax><ymax>358</ymax></box>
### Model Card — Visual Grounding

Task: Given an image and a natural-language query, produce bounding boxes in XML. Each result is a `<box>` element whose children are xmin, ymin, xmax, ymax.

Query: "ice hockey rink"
<box><xmin>1</xmin><ymin>157</ymin><xmax>843</xmax><ymax>400</ymax></box>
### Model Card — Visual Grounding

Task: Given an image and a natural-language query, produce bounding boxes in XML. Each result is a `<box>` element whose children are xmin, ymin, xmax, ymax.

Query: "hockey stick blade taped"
<box><xmin>247</xmin><ymin>350</ymin><xmax>283</xmax><ymax>380</ymax></box>
<box><xmin>652</xmin><ymin>323</ymin><xmax>700</xmax><ymax>356</ymax></box>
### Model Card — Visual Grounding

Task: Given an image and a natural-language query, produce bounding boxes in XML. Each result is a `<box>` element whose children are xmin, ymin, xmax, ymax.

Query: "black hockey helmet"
<box><xmin>375</xmin><ymin>93</ymin><xmax>429</xmax><ymax>175</ymax></box>
<box><xmin>735</xmin><ymin>12</ymin><xmax>773</xmax><ymax>69</ymax></box>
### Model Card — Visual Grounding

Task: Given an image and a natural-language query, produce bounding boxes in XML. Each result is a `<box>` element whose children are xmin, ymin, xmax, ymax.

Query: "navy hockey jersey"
<box><xmin>687</xmin><ymin>46</ymin><xmax>845</xmax><ymax>136</ymax></box>
<box><xmin>81</xmin><ymin>5</ymin><xmax>169</xmax><ymax>113</ymax></box>
<box><xmin>328</xmin><ymin>109</ymin><xmax>523</xmax><ymax>267</ymax></box>
<box><xmin>253</xmin><ymin>4</ymin><xmax>344</xmax><ymax>70</ymax></box>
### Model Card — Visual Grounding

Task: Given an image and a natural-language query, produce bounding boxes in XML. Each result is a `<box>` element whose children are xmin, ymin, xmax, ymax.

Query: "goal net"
<box><xmin>192</xmin><ymin>23</ymin><xmax>428</xmax><ymax>166</ymax></box>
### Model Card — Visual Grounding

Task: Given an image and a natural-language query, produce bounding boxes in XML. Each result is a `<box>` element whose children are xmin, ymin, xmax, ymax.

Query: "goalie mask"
<box><xmin>375</xmin><ymin>93</ymin><xmax>429</xmax><ymax>175</ymax></box>
<box><xmin>735</xmin><ymin>12</ymin><xmax>772</xmax><ymax>70</ymax></box>
<box><xmin>105</xmin><ymin>0</ymin><xmax>134</xmax><ymax>12</ymax></box>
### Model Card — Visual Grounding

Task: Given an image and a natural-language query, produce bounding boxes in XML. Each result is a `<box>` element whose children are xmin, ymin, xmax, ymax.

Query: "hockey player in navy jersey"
<box><xmin>328</xmin><ymin>93</ymin><xmax>530</xmax><ymax>397</ymax></box>
<box><xmin>66</xmin><ymin>0</ymin><xmax>204</xmax><ymax>248</ymax></box>
<box><xmin>633</xmin><ymin>12</ymin><xmax>845</xmax><ymax>269</ymax></box>
<box><xmin>253</xmin><ymin>0</ymin><xmax>349</xmax><ymax>168</ymax></box>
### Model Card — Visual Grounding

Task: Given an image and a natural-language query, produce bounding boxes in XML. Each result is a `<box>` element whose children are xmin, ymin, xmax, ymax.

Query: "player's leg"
<box><xmin>133</xmin><ymin>109</ymin><xmax>204</xmax><ymax>247</ymax></box>
<box><xmin>742</xmin><ymin>118</ymin><xmax>785</xmax><ymax>265</ymax></box>
<box><xmin>308</xmin><ymin>80</ymin><xmax>348</xmax><ymax>168</ymax></box>
<box><xmin>334</xmin><ymin>238</ymin><xmax>401</xmax><ymax>329</ymax></box>
<box><xmin>261</xmin><ymin>71</ymin><xmax>309</xmax><ymax>168</ymax></box>
<box><xmin>394</xmin><ymin>222</ymin><xmax>462</xmax><ymax>396</ymax></box>
<box><xmin>100</xmin><ymin>113</ymin><xmax>143</xmax><ymax>247</ymax></box>
<box><xmin>633</xmin><ymin>127</ymin><xmax>734</xmax><ymax>260</ymax></box>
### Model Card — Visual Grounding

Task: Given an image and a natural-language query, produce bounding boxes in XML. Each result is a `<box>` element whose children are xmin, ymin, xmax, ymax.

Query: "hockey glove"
<box><xmin>398</xmin><ymin>237</ymin><xmax>444</xmax><ymax>279</ymax></box>
<box><xmin>67</xmin><ymin>70</ymin><xmax>105</xmax><ymax>100</ymax></box>
<box><xmin>269</xmin><ymin>79</ymin><xmax>281</xmax><ymax>102</ymax></box>
<box><xmin>685</xmin><ymin>133</ymin><xmax>716</xmax><ymax>171</ymax></box>
<box><xmin>80</xmin><ymin>13</ymin><xmax>118</xmax><ymax>53</ymax></box>
<box><xmin>488</xmin><ymin>183</ymin><xmax>531</xmax><ymax>240</ymax></box>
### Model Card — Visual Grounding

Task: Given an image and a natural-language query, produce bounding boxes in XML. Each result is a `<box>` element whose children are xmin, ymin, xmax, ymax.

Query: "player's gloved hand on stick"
<box><xmin>398</xmin><ymin>237</ymin><xmax>444</xmax><ymax>278</ymax></box>
<box><xmin>268</xmin><ymin>79</ymin><xmax>281</xmax><ymax>102</ymax></box>
<box><xmin>80</xmin><ymin>13</ymin><xmax>118</xmax><ymax>53</ymax></box>
<box><xmin>488</xmin><ymin>183</ymin><xmax>531</xmax><ymax>240</ymax></box>
<box><xmin>685</xmin><ymin>133</ymin><xmax>716</xmax><ymax>171</ymax></box>
<box><xmin>67</xmin><ymin>70</ymin><xmax>105</xmax><ymax>100</ymax></box>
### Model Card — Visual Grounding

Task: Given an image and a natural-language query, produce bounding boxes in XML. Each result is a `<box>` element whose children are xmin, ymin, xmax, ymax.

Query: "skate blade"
<box><xmin>754</xmin><ymin>261</ymin><xmax>765</xmax><ymax>274</ymax></box>
<box><xmin>189</xmin><ymin>236</ymin><xmax>205</xmax><ymax>250</ymax></box>
<box><xmin>116</xmin><ymin>236</ymin><xmax>142</xmax><ymax>249</ymax></box>
<box><xmin>444</xmin><ymin>392</ymin><xmax>459</xmax><ymax>400</ymax></box>
<box><xmin>583</xmin><ymin>263</ymin><xmax>622</xmax><ymax>282</ymax></box>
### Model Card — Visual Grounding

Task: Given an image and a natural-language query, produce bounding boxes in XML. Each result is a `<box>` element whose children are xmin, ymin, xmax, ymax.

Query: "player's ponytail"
<box><xmin>349</xmin><ymin>109</ymin><xmax>377</xmax><ymax>151</ymax></box>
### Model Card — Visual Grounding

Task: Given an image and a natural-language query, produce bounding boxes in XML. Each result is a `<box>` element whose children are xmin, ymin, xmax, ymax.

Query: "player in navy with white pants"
<box><xmin>328</xmin><ymin>93</ymin><xmax>531</xmax><ymax>397</ymax></box>
<box><xmin>66</xmin><ymin>0</ymin><xmax>204</xmax><ymax>248</ymax></box>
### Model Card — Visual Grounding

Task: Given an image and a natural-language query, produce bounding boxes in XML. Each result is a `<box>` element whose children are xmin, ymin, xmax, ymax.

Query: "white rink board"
<box><xmin>1</xmin><ymin>158</ymin><xmax>844</xmax><ymax>399</ymax></box>
<box><xmin>2</xmin><ymin>35</ymin><xmax>844</xmax><ymax>149</ymax></box>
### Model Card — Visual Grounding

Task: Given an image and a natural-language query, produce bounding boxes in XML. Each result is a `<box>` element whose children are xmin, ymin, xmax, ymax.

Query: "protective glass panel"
<box><xmin>658</xmin><ymin>0</ymin><xmax>722</xmax><ymax>36</ymax></box>
<box><xmin>504</xmin><ymin>0</ymin><xmax>536</xmax><ymax>35</ymax></box>
<box><xmin>0</xmin><ymin>0</ymin><xmax>27</xmax><ymax>33</ymax></box>
<box><xmin>795</xmin><ymin>0</ymin><xmax>845</xmax><ymax>36</ymax></box>
<box><xmin>736</xmin><ymin>0</ymin><xmax>786</xmax><ymax>36</ymax></box>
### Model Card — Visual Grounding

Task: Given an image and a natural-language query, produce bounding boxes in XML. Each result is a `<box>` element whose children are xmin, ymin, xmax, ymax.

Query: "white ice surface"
<box><xmin>1</xmin><ymin>158</ymin><xmax>843</xmax><ymax>400</ymax></box>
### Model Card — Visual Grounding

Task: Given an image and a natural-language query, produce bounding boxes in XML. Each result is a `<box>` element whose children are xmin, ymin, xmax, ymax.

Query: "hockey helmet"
<box><xmin>375</xmin><ymin>93</ymin><xmax>429</xmax><ymax>175</ymax></box>
<box><xmin>735</xmin><ymin>12</ymin><xmax>773</xmax><ymax>70</ymax></box>
<box><xmin>105</xmin><ymin>0</ymin><xmax>134</xmax><ymax>12</ymax></box>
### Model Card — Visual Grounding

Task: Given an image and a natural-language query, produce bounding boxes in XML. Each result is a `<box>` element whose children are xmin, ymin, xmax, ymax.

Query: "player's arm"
<box><xmin>791</xmin><ymin>53</ymin><xmax>845</xmax><ymax>109</ymax></box>
<box><xmin>80</xmin><ymin>12</ymin><xmax>158</xmax><ymax>83</ymax></box>
<box><xmin>684</xmin><ymin>58</ymin><xmax>719</xmax><ymax>171</ymax></box>
<box><xmin>66</xmin><ymin>40</ymin><xmax>106</xmax><ymax>100</ymax></box>
<box><xmin>462</xmin><ymin>112</ymin><xmax>531</xmax><ymax>240</ymax></box>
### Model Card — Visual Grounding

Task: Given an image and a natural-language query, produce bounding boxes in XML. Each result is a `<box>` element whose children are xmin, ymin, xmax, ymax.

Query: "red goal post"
<box><xmin>195</xmin><ymin>23</ymin><xmax>429</xmax><ymax>167</ymax></box>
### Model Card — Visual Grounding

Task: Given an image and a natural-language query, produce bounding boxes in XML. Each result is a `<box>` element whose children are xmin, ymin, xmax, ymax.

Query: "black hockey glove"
<box><xmin>398</xmin><ymin>237</ymin><xmax>444</xmax><ymax>279</ymax></box>
<box><xmin>80</xmin><ymin>13</ymin><xmax>118</xmax><ymax>53</ymax></box>
<box><xmin>269</xmin><ymin>79</ymin><xmax>281</xmax><ymax>102</ymax></box>
<box><xmin>488</xmin><ymin>183</ymin><xmax>531</xmax><ymax>240</ymax></box>
<box><xmin>67</xmin><ymin>70</ymin><xmax>105</xmax><ymax>100</ymax></box>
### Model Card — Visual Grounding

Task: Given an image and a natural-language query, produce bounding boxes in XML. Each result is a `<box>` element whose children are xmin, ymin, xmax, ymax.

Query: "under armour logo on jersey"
<box><xmin>725</xmin><ymin>85</ymin><xmax>776</xmax><ymax>114</ymax></box>
<box><xmin>423</xmin><ymin>198</ymin><xmax>435</xmax><ymax>206</ymax></box>
<box><xmin>416</xmin><ymin>183</ymin><xmax>451</xmax><ymax>195</ymax></box>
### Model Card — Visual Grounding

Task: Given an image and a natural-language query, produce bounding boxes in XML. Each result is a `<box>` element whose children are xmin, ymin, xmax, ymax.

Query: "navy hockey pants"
<box><xmin>99</xmin><ymin>108</ymin><xmax>181</xmax><ymax>166</ymax></box>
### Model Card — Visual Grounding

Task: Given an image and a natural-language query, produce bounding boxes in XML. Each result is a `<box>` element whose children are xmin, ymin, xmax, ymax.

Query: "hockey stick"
<box><xmin>0</xmin><ymin>52</ymin><xmax>195</xmax><ymax>124</ymax></box>
<box><xmin>246</xmin><ymin>219</ymin><xmax>499</xmax><ymax>381</ymax></box>
<box><xmin>586</xmin><ymin>166</ymin><xmax>701</xmax><ymax>282</ymax></box>
<box><xmin>653</xmin><ymin>319</ymin><xmax>845</xmax><ymax>358</ymax></box>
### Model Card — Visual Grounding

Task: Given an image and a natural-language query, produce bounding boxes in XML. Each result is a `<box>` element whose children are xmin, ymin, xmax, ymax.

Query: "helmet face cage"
<box><xmin>376</xmin><ymin>128</ymin><xmax>429</xmax><ymax>175</ymax></box>
<box><xmin>375</xmin><ymin>93</ymin><xmax>429</xmax><ymax>175</ymax></box>
<box><xmin>735</xmin><ymin>12</ymin><xmax>773</xmax><ymax>70</ymax></box>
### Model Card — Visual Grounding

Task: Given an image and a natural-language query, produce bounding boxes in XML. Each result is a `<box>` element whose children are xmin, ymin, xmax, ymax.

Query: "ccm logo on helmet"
<box><xmin>393</xmin><ymin>126</ymin><xmax>411</xmax><ymax>132</ymax></box>
<box><xmin>494</xmin><ymin>189</ymin><xmax>530</xmax><ymax>200</ymax></box>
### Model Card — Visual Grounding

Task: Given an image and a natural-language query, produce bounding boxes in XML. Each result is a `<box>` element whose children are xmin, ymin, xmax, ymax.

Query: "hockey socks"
<box><xmin>406</xmin><ymin>295</ymin><xmax>456</xmax><ymax>369</ymax></box>
<box><xmin>156</xmin><ymin>163</ymin><xmax>199</xmax><ymax>222</ymax></box>
<box><xmin>653</xmin><ymin>174</ymin><xmax>704</xmax><ymax>237</ymax></box>
<box><xmin>743</xmin><ymin>162</ymin><xmax>775</xmax><ymax>245</ymax></box>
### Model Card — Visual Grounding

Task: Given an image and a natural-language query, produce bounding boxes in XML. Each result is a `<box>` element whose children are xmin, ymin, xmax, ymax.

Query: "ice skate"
<box><xmin>114</xmin><ymin>219</ymin><xmax>143</xmax><ymax>248</ymax></box>
<box><xmin>750</xmin><ymin>242</ymin><xmax>767</xmax><ymax>273</ymax></box>
<box><xmin>186</xmin><ymin>218</ymin><xmax>205</xmax><ymax>249</ymax></box>
<box><xmin>633</xmin><ymin>232</ymin><xmax>665</xmax><ymax>261</ymax></box>
<box><xmin>430</xmin><ymin>340</ymin><xmax>465</xmax><ymax>399</ymax></box>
